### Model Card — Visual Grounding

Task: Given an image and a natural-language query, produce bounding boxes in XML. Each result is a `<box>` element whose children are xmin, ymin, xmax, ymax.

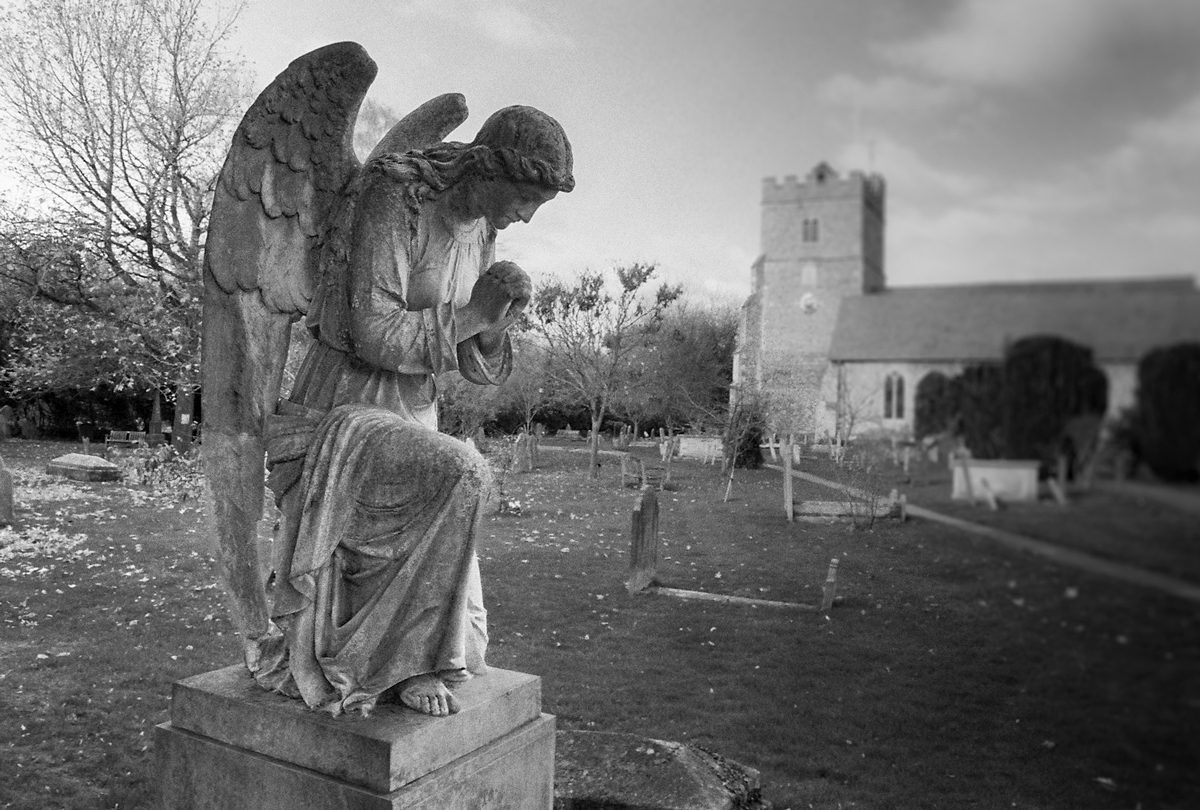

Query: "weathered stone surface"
<box><xmin>554</xmin><ymin>731</ymin><xmax>769</xmax><ymax>810</ymax></box>
<box><xmin>626</xmin><ymin>487</ymin><xmax>659</xmax><ymax>593</ymax></box>
<box><xmin>158</xmin><ymin>665</ymin><xmax>554</xmax><ymax>809</ymax></box>
<box><xmin>157</xmin><ymin>713</ymin><xmax>555</xmax><ymax>810</ymax></box>
<box><xmin>46</xmin><ymin>453</ymin><xmax>122</xmax><ymax>482</ymax></box>
<box><xmin>169</xmin><ymin>664</ymin><xmax>543</xmax><ymax>793</ymax></box>
<box><xmin>203</xmin><ymin>42</ymin><xmax>574</xmax><ymax>714</ymax></box>
<box><xmin>0</xmin><ymin>458</ymin><xmax>13</xmax><ymax>526</ymax></box>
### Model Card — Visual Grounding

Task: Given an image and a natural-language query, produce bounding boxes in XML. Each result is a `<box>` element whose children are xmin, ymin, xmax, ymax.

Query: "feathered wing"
<box><xmin>202</xmin><ymin>42</ymin><xmax>377</xmax><ymax>665</ymax></box>
<box><xmin>366</xmin><ymin>92</ymin><xmax>468</xmax><ymax>164</ymax></box>
<box><xmin>202</xmin><ymin>39</ymin><xmax>471</xmax><ymax>671</ymax></box>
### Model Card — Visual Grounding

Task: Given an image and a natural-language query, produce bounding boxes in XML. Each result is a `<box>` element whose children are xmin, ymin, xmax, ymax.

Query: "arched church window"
<box><xmin>801</xmin><ymin>218</ymin><xmax>821</xmax><ymax>243</ymax></box>
<box><xmin>884</xmin><ymin>372</ymin><xmax>905</xmax><ymax>420</ymax></box>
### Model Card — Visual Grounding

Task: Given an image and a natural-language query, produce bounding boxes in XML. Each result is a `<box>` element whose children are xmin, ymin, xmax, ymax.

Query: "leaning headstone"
<box><xmin>0</xmin><ymin>457</ymin><xmax>14</xmax><ymax>526</ymax></box>
<box><xmin>0</xmin><ymin>405</ymin><xmax>13</xmax><ymax>440</ymax></box>
<box><xmin>18</xmin><ymin>416</ymin><xmax>37</xmax><ymax>440</ymax></box>
<box><xmin>46</xmin><ymin>453</ymin><xmax>122</xmax><ymax>482</ymax></box>
<box><xmin>820</xmin><ymin>558</ymin><xmax>840</xmax><ymax>613</ymax></box>
<box><xmin>512</xmin><ymin>433</ymin><xmax>532</xmax><ymax>473</ymax></box>
<box><xmin>555</xmin><ymin>730</ymin><xmax>768</xmax><ymax>810</ymax></box>
<box><xmin>1047</xmin><ymin>477</ymin><xmax>1069</xmax><ymax>507</ymax></box>
<box><xmin>626</xmin><ymin>487</ymin><xmax>659</xmax><ymax>593</ymax></box>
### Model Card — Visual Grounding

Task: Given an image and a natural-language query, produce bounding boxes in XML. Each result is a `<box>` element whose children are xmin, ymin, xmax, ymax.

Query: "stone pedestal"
<box><xmin>156</xmin><ymin>665</ymin><xmax>554</xmax><ymax>809</ymax></box>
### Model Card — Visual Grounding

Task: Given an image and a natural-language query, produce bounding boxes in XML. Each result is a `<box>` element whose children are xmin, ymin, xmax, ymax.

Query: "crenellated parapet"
<box><xmin>762</xmin><ymin>163</ymin><xmax>885</xmax><ymax>208</ymax></box>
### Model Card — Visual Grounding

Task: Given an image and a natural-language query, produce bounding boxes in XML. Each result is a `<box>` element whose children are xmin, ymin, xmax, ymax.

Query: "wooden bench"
<box><xmin>106</xmin><ymin>430</ymin><xmax>147</xmax><ymax>450</ymax></box>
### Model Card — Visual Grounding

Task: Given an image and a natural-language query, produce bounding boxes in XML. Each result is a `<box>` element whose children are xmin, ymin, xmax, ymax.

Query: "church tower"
<box><xmin>734</xmin><ymin>162</ymin><xmax>886</xmax><ymax>435</ymax></box>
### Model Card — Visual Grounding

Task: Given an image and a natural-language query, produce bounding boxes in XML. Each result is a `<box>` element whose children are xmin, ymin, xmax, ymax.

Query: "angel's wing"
<box><xmin>365</xmin><ymin>92</ymin><xmax>469</xmax><ymax>165</ymax></box>
<box><xmin>202</xmin><ymin>41</ymin><xmax>377</xmax><ymax>659</ymax></box>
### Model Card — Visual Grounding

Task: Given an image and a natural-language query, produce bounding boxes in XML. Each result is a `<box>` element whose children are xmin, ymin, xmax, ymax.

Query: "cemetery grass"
<box><xmin>815</xmin><ymin>452</ymin><xmax>1200</xmax><ymax>586</ymax></box>
<box><xmin>0</xmin><ymin>441</ymin><xmax>1194</xmax><ymax>808</ymax></box>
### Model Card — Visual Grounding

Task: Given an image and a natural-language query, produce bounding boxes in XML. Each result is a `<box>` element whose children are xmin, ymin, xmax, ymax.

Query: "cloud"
<box><xmin>396</xmin><ymin>0</ymin><xmax>573</xmax><ymax>50</ymax></box>
<box><xmin>834</xmin><ymin>135</ymin><xmax>983</xmax><ymax>200</ymax></box>
<box><xmin>1094</xmin><ymin>90</ymin><xmax>1200</xmax><ymax>203</ymax></box>
<box><xmin>818</xmin><ymin>73</ymin><xmax>962</xmax><ymax>114</ymax></box>
<box><xmin>878</xmin><ymin>0</ymin><xmax>1200</xmax><ymax>89</ymax></box>
<box><xmin>1130</xmin><ymin>92</ymin><xmax>1200</xmax><ymax>156</ymax></box>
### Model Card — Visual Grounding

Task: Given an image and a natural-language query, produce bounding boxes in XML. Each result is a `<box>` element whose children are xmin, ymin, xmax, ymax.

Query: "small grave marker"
<box><xmin>820</xmin><ymin>558</ymin><xmax>840</xmax><ymax>613</ymax></box>
<box><xmin>783</xmin><ymin>434</ymin><xmax>794</xmax><ymax>522</ymax></box>
<box><xmin>1047</xmin><ymin>477</ymin><xmax>1069</xmax><ymax>507</ymax></box>
<box><xmin>0</xmin><ymin>456</ymin><xmax>14</xmax><ymax>526</ymax></box>
<box><xmin>626</xmin><ymin>487</ymin><xmax>660</xmax><ymax>593</ymax></box>
<box><xmin>978</xmin><ymin>478</ymin><xmax>1000</xmax><ymax>511</ymax></box>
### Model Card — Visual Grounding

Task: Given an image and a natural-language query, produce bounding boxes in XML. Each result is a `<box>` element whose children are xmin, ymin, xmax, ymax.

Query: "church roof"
<box><xmin>828</xmin><ymin>277</ymin><xmax>1200</xmax><ymax>363</ymax></box>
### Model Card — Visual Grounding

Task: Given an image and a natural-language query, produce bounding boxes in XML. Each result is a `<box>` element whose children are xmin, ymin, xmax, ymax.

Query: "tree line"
<box><xmin>0</xmin><ymin>0</ymin><xmax>740</xmax><ymax>442</ymax></box>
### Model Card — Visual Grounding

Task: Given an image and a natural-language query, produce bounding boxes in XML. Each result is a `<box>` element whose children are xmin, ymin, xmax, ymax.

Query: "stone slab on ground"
<box><xmin>554</xmin><ymin>730</ymin><xmax>769</xmax><ymax>810</ymax></box>
<box><xmin>46</xmin><ymin>453</ymin><xmax>122</xmax><ymax>482</ymax></box>
<box><xmin>157</xmin><ymin>665</ymin><xmax>554</xmax><ymax>809</ymax></box>
<box><xmin>951</xmin><ymin>459</ymin><xmax>1038</xmax><ymax>503</ymax></box>
<box><xmin>794</xmin><ymin>499</ymin><xmax>896</xmax><ymax>518</ymax></box>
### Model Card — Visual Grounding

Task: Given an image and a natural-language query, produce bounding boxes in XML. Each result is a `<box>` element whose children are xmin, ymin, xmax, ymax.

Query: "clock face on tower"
<box><xmin>800</xmin><ymin>292</ymin><xmax>819</xmax><ymax>314</ymax></box>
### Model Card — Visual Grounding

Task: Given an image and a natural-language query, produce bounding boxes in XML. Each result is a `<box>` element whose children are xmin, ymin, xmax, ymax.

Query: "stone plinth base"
<box><xmin>156</xmin><ymin>665</ymin><xmax>554</xmax><ymax>809</ymax></box>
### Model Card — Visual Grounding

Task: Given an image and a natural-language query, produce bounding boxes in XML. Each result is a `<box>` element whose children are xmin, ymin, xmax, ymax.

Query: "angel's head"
<box><xmin>469</xmin><ymin>106</ymin><xmax>574</xmax><ymax>194</ymax></box>
<box><xmin>385</xmin><ymin>104</ymin><xmax>573</xmax><ymax>233</ymax></box>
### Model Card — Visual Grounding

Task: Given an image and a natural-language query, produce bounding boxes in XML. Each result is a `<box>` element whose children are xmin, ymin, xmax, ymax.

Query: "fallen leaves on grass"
<box><xmin>0</xmin><ymin>525</ymin><xmax>91</xmax><ymax>567</ymax></box>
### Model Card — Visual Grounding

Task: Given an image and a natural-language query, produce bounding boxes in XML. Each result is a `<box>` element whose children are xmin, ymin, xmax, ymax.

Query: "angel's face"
<box><xmin>472</xmin><ymin>180</ymin><xmax>558</xmax><ymax>230</ymax></box>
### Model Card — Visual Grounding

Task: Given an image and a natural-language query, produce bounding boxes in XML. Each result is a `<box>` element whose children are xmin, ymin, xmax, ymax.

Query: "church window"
<box><xmin>802</xmin><ymin>218</ymin><xmax>821</xmax><ymax>243</ymax></box>
<box><xmin>884</xmin><ymin>372</ymin><xmax>905</xmax><ymax>420</ymax></box>
<box><xmin>800</xmin><ymin>262</ymin><xmax>817</xmax><ymax>286</ymax></box>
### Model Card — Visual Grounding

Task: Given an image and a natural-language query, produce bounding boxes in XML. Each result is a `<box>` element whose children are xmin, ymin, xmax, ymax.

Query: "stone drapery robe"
<box><xmin>257</xmin><ymin>172</ymin><xmax>509</xmax><ymax>715</ymax></box>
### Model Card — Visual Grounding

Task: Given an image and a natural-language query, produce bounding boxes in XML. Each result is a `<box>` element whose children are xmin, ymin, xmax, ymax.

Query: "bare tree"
<box><xmin>493</xmin><ymin>332</ymin><xmax>551</xmax><ymax>435</ymax></box>
<box><xmin>0</xmin><ymin>0</ymin><xmax>246</xmax><ymax>401</ymax></box>
<box><xmin>529</xmin><ymin>264</ymin><xmax>681</xmax><ymax>478</ymax></box>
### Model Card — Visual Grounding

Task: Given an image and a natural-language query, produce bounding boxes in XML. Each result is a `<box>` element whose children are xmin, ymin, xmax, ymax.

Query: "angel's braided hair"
<box><xmin>370</xmin><ymin>105</ymin><xmax>573</xmax><ymax>240</ymax></box>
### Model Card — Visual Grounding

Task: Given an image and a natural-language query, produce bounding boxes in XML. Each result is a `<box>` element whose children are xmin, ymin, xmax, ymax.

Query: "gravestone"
<box><xmin>820</xmin><ymin>558</ymin><xmax>840</xmax><ymax>613</ymax></box>
<box><xmin>46</xmin><ymin>453</ymin><xmax>122</xmax><ymax>482</ymax></box>
<box><xmin>783</xmin><ymin>435</ymin><xmax>794</xmax><ymax>522</ymax></box>
<box><xmin>18</xmin><ymin>416</ymin><xmax>37</xmax><ymax>440</ymax></box>
<box><xmin>0</xmin><ymin>405</ymin><xmax>13</xmax><ymax>440</ymax></box>
<box><xmin>626</xmin><ymin>488</ymin><xmax>659</xmax><ymax>593</ymax></box>
<box><xmin>0</xmin><ymin>456</ymin><xmax>14</xmax><ymax>526</ymax></box>
<box><xmin>512</xmin><ymin>433</ymin><xmax>533</xmax><ymax>473</ymax></box>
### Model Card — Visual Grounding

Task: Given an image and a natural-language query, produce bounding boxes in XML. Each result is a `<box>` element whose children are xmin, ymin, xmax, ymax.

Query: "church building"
<box><xmin>733</xmin><ymin>162</ymin><xmax>1200</xmax><ymax>439</ymax></box>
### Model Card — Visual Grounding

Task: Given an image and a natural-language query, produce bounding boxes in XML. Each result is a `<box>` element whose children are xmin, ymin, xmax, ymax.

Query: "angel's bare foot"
<box><xmin>398</xmin><ymin>674</ymin><xmax>460</xmax><ymax>716</ymax></box>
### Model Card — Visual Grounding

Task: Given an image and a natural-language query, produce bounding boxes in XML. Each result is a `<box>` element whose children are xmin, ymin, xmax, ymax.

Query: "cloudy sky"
<box><xmin>220</xmin><ymin>0</ymin><xmax>1200</xmax><ymax>300</ymax></box>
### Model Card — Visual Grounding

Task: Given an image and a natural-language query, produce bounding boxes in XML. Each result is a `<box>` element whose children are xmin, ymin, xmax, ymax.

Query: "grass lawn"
<box><xmin>2</xmin><ymin>438</ymin><xmax>1198</xmax><ymax>809</ymax></box>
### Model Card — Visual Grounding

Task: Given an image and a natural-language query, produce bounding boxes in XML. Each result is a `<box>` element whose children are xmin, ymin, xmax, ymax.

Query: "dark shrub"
<box><xmin>1001</xmin><ymin>335</ymin><xmax>1107</xmax><ymax>470</ymax></box>
<box><xmin>1134</xmin><ymin>343</ymin><xmax>1200</xmax><ymax>482</ymax></box>
<box><xmin>958</xmin><ymin>363</ymin><xmax>1005</xmax><ymax>459</ymax></box>
<box><xmin>914</xmin><ymin>371</ymin><xmax>961</xmax><ymax>439</ymax></box>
